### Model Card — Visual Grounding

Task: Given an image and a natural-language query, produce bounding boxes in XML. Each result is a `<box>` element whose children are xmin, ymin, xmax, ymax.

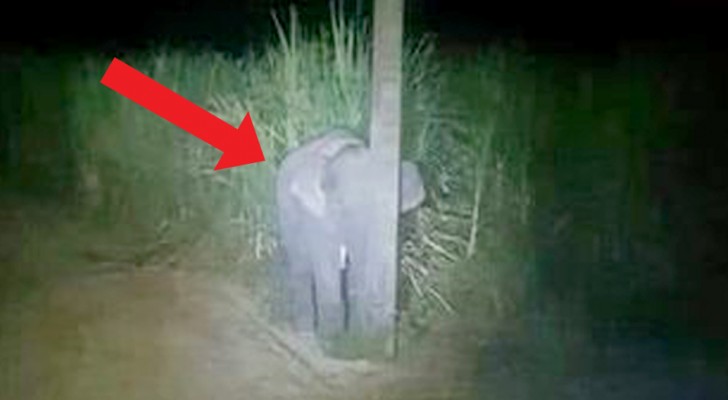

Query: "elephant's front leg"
<box><xmin>289</xmin><ymin>259</ymin><xmax>316</xmax><ymax>337</ymax></box>
<box><xmin>312</xmin><ymin>246</ymin><xmax>347</xmax><ymax>342</ymax></box>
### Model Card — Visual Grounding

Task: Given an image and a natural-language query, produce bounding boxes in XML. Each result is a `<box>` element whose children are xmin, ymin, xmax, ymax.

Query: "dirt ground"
<box><xmin>2</xmin><ymin>198</ymin><xmax>727</xmax><ymax>400</ymax></box>
<box><xmin>0</xmin><ymin>268</ymin><xmax>468</xmax><ymax>400</ymax></box>
<box><xmin>0</xmin><ymin>198</ymin><xmax>475</xmax><ymax>400</ymax></box>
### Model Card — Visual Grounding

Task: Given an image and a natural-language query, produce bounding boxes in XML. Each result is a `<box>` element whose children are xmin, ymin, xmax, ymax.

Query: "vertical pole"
<box><xmin>365</xmin><ymin>0</ymin><xmax>404</xmax><ymax>357</ymax></box>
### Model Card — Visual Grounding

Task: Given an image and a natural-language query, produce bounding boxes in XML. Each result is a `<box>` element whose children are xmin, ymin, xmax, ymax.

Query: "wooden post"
<box><xmin>358</xmin><ymin>0</ymin><xmax>404</xmax><ymax>357</ymax></box>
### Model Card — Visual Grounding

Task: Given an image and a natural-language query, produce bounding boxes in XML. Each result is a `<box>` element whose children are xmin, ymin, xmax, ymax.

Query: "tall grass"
<box><xmin>61</xmin><ymin>4</ymin><xmax>460</xmax><ymax>328</ymax></box>
<box><xmin>5</xmin><ymin>5</ymin><xmax>539</xmax><ymax>353</ymax></box>
<box><xmin>398</xmin><ymin>46</ymin><xmax>537</xmax><ymax>343</ymax></box>
<box><xmin>6</xmin><ymin>4</ymin><xmax>666</xmax><ymax>366</ymax></box>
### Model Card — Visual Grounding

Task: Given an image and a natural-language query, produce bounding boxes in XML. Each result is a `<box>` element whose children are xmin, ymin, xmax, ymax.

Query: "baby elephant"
<box><xmin>276</xmin><ymin>128</ymin><xmax>425</xmax><ymax>347</ymax></box>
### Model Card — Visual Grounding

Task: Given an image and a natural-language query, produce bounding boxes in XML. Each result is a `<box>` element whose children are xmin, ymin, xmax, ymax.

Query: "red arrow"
<box><xmin>100</xmin><ymin>57</ymin><xmax>265</xmax><ymax>170</ymax></box>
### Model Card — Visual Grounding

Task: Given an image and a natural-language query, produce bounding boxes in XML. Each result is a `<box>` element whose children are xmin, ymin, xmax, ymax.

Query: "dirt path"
<box><xmin>6</xmin><ymin>200</ymin><xmax>723</xmax><ymax>399</ymax></box>
<box><xmin>0</xmin><ymin>197</ymin><xmax>475</xmax><ymax>400</ymax></box>
<box><xmin>0</xmin><ymin>268</ymin><xmax>433</xmax><ymax>400</ymax></box>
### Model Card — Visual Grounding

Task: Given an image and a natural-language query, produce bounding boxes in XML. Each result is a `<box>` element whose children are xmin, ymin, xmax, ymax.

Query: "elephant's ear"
<box><xmin>290</xmin><ymin>172</ymin><xmax>327</xmax><ymax>218</ymax></box>
<box><xmin>400</xmin><ymin>161</ymin><xmax>426</xmax><ymax>213</ymax></box>
<box><xmin>287</xmin><ymin>133</ymin><xmax>363</xmax><ymax>218</ymax></box>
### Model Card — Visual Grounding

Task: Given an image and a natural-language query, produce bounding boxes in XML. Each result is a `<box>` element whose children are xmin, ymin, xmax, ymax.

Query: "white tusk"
<box><xmin>339</xmin><ymin>245</ymin><xmax>349</xmax><ymax>270</ymax></box>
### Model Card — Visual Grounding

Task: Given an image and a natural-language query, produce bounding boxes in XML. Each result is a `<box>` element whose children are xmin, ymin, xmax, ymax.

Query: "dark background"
<box><xmin>3</xmin><ymin>1</ymin><xmax>727</xmax><ymax>54</ymax></box>
<box><xmin>2</xmin><ymin>0</ymin><xmax>727</xmax><ymax>344</ymax></box>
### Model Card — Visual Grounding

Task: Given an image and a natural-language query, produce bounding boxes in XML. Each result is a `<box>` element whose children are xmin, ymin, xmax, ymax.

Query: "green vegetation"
<box><xmin>1</xmin><ymin>4</ymin><xmax>679</xmax><ymax>372</ymax></box>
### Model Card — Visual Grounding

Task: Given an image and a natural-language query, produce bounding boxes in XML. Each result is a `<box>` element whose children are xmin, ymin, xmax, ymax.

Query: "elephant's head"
<box><xmin>294</xmin><ymin>140</ymin><xmax>426</xmax><ymax>221</ymax></box>
<box><xmin>285</xmin><ymin>132</ymin><xmax>363</xmax><ymax>218</ymax></box>
<box><xmin>280</xmin><ymin>130</ymin><xmax>426</xmax><ymax>221</ymax></box>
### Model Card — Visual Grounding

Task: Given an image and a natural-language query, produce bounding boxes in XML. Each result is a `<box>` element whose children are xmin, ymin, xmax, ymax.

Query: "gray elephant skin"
<box><xmin>276</xmin><ymin>128</ymin><xmax>425</xmax><ymax>346</ymax></box>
